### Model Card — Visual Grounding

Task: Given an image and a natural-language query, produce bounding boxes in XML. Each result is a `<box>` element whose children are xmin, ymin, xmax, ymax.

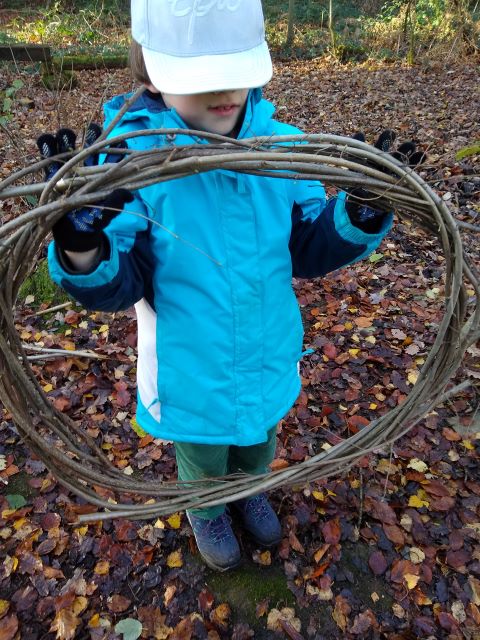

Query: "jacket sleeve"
<box><xmin>48</xmin><ymin>192</ymin><xmax>155</xmax><ymax>311</ymax></box>
<box><xmin>288</xmin><ymin>180</ymin><xmax>393</xmax><ymax>279</ymax></box>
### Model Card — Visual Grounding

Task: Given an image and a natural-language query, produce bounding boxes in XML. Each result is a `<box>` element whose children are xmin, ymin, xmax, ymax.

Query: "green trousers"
<box><xmin>174</xmin><ymin>426</ymin><xmax>277</xmax><ymax>519</ymax></box>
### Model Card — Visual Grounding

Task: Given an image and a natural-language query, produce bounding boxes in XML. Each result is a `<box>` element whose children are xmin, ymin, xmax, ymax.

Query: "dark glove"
<box><xmin>37</xmin><ymin>125</ymin><xmax>132</xmax><ymax>253</ymax></box>
<box><xmin>346</xmin><ymin>130</ymin><xmax>426</xmax><ymax>233</ymax></box>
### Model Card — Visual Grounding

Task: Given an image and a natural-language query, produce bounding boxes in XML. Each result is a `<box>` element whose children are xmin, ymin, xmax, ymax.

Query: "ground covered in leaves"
<box><xmin>0</xmin><ymin>58</ymin><xmax>479</xmax><ymax>639</ymax></box>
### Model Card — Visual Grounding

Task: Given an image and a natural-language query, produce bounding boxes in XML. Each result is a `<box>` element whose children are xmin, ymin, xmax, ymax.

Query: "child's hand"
<box><xmin>352</xmin><ymin>129</ymin><xmax>427</xmax><ymax>167</ymax></box>
<box><xmin>37</xmin><ymin>125</ymin><xmax>133</xmax><ymax>253</ymax></box>
<box><xmin>346</xmin><ymin>130</ymin><xmax>427</xmax><ymax>233</ymax></box>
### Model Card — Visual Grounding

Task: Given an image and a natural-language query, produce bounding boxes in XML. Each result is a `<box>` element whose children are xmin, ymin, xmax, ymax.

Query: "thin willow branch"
<box><xmin>21</xmin><ymin>345</ymin><xmax>106</xmax><ymax>360</ymax></box>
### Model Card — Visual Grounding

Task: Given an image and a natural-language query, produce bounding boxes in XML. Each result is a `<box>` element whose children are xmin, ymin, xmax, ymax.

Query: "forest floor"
<box><xmin>0</xmin><ymin>58</ymin><xmax>479</xmax><ymax>640</ymax></box>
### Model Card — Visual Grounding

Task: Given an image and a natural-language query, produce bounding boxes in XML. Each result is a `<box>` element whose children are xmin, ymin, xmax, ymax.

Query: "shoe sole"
<box><xmin>250</xmin><ymin>534</ymin><xmax>282</xmax><ymax>548</ymax></box>
<box><xmin>202</xmin><ymin>555</ymin><xmax>243</xmax><ymax>572</ymax></box>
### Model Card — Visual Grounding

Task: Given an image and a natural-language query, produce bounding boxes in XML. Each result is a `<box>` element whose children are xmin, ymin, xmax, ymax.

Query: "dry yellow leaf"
<box><xmin>50</xmin><ymin>608</ymin><xmax>80</xmax><ymax>640</ymax></box>
<box><xmin>349</xmin><ymin>348</ymin><xmax>360</xmax><ymax>356</ymax></box>
<box><xmin>407</xmin><ymin>371</ymin><xmax>419</xmax><ymax>385</ymax></box>
<box><xmin>167</xmin><ymin>513</ymin><xmax>181</xmax><ymax>529</ymax></box>
<box><xmin>448</xmin><ymin>449</ymin><xmax>460</xmax><ymax>462</ymax></box>
<box><xmin>214</xmin><ymin>603</ymin><xmax>231</xmax><ymax>623</ymax></box>
<box><xmin>376</xmin><ymin>459</ymin><xmax>400</xmax><ymax>475</ymax></box>
<box><xmin>312</xmin><ymin>490</ymin><xmax>325</xmax><ymax>501</ymax></box>
<box><xmin>154</xmin><ymin>518</ymin><xmax>165</xmax><ymax>529</ymax></box>
<box><xmin>42</xmin><ymin>384</ymin><xmax>53</xmax><ymax>393</ymax></box>
<box><xmin>257</xmin><ymin>550</ymin><xmax>271</xmax><ymax>565</ymax></box>
<box><xmin>409</xmin><ymin>547</ymin><xmax>426</xmax><ymax>564</ymax></box>
<box><xmin>408</xmin><ymin>495</ymin><xmax>429</xmax><ymax>508</ymax></box>
<box><xmin>0</xmin><ymin>599</ymin><xmax>9</xmax><ymax>617</ymax></box>
<box><xmin>13</xmin><ymin>518</ymin><xmax>26</xmax><ymax>531</ymax></box>
<box><xmin>167</xmin><ymin>550</ymin><xmax>183</xmax><ymax>568</ymax></box>
<box><xmin>392</xmin><ymin>604</ymin><xmax>405</xmax><ymax>618</ymax></box>
<box><xmin>344</xmin><ymin>321</ymin><xmax>353</xmax><ymax>330</ymax></box>
<box><xmin>88</xmin><ymin>614</ymin><xmax>101</xmax><ymax>628</ymax></box>
<box><xmin>407</xmin><ymin>458</ymin><xmax>428</xmax><ymax>473</ymax></box>
<box><xmin>267</xmin><ymin>608</ymin><xmax>301</xmax><ymax>633</ymax></box>
<box><xmin>40</xmin><ymin>479</ymin><xmax>53</xmax><ymax>493</ymax></box>
<box><xmin>3</xmin><ymin>555</ymin><xmax>18</xmax><ymax>576</ymax></box>
<box><xmin>73</xmin><ymin>597</ymin><xmax>88</xmax><ymax>615</ymax></box>
<box><xmin>404</xmin><ymin>573</ymin><xmax>420</xmax><ymax>589</ymax></box>
<box><xmin>314</xmin><ymin>544</ymin><xmax>330</xmax><ymax>564</ymax></box>
<box><xmin>94</xmin><ymin>560</ymin><xmax>110</xmax><ymax>575</ymax></box>
<box><xmin>468</xmin><ymin>576</ymin><xmax>480</xmax><ymax>605</ymax></box>
<box><xmin>462</xmin><ymin>440</ymin><xmax>475</xmax><ymax>450</ymax></box>
<box><xmin>416</xmin><ymin>592</ymin><xmax>433</xmax><ymax>605</ymax></box>
<box><xmin>74</xmin><ymin>526</ymin><xmax>88</xmax><ymax>536</ymax></box>
<box><xmin>164</xmin><ymin>584</ymin><xmax>177</xmax><ymax>607</ymax></box>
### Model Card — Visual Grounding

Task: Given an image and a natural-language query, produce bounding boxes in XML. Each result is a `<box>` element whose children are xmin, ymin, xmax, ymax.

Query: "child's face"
<box><xmin>162</xmin><ymin>89</ymin><xmax>249</xmax><ymax>136</ymax></box>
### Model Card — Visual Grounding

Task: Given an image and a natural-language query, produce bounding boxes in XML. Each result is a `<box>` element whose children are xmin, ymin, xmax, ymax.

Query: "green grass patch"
<box><xmin>18</xmin><ymin>258</ymin><xmax>71</xmax><ymax>308</ymax></box>
<box><xmin>1</xmin><ymin>0</ymin><xmax>130</xmax><ymax>58</ymax></box>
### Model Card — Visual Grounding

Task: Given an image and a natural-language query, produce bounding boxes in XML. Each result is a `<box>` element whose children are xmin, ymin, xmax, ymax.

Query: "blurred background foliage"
<box><xmin>0</xmin><ymin>0</ymin><xmax>478</xmax><ymax>62</ymax></box>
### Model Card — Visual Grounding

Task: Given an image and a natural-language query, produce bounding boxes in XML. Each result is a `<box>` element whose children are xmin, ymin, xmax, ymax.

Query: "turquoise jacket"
<box><xmin>49</xmin><ymin>89</ymin><xmax>392</xmax><ymax>445</ymax></box>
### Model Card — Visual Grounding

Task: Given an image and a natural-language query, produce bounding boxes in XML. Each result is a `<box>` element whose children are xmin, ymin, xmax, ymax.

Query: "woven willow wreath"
<box><xmin>0</xmin><ymin>113</ymin><xmax>478</xmax><ymax>522</ymax></box>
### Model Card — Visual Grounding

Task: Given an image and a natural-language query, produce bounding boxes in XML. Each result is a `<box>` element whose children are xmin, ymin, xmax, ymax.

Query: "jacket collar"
<box><xmin>103</xmin><ymin>87</ymin><xmax>275</xmax><ymax>141</ymax></box>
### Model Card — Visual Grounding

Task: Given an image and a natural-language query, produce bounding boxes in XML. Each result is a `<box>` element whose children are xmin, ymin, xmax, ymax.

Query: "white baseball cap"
<box><xmin>131</xmin><ymin>0</ymin><xmax>273</xmax><ymax>95</ymax></box>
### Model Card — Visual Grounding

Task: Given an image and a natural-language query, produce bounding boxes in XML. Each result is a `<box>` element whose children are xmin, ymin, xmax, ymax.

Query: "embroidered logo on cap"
<box><xmin>168</xmin><ymin>0</ymin><xmax>244</xmax><ymax>44</ymax></box>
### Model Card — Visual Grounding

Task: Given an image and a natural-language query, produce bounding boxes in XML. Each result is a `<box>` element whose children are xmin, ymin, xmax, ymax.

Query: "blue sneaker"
<box><xmin>232</xmin><ymin>493</ymin><xmax>282</xmax><ymax>547</ymax></box>
<box><xmin>187</xmin><ymin>511</ymin><xmax>242</xmax><ymax>571</ymax></box>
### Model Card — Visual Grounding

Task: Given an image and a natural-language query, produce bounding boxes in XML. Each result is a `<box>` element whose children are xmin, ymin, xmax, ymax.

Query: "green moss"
<box><xmin>5</xmin><ymin>470</ymin><xmax>37</xmax><ymax>500</ymax></box>
<box><xmin>207</xmin><ymin>561</ymin><xmax>294</xmax><ymax>629</ymax></box>
<box><xmin>41</xmin><ymin>69</ymin><xmax>77</xmax><ymax>91</ymax></box>
<box><xmin>190</xmin><ymin>540</ymin><xmax>393</xmax><ymax>637</ymax></box>
<box><xmin>18</xmin><ymin>258</ymin><xmax>71</xmax><ymax>307</ymax></box>
<box><xmin>210</xmin><ymin>562</ymin><xmax>293</xmax><ymax>619</ymax></box>
<box><xmin>53</xmin><ymin>53</ymin><xmax>128</xmax><ymax>69</ymax></box>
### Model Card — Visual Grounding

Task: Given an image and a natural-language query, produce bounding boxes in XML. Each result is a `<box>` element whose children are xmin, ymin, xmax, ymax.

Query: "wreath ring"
<box><xmin>0</xmin><ymin>127</ymin><xmax>478</xmax><ymax>523</ymax></box>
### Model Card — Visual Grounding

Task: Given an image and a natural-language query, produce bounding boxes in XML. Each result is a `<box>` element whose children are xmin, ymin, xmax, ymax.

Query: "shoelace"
<box><xmin>245</xmin><ymin>495</ymin><xmax>271</xmax><ymax>521</ymax></box>
<box><xmin>200</xmin><ymin>514</ymin><xmax>233</xmax><ymax>544</ymax></box>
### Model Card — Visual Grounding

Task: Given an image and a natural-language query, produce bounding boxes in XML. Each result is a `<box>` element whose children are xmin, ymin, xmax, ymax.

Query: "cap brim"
<box><xmin>142</xmin><ymin>41</ymin><xmax>272</xmax><ymax>95</ymax></box>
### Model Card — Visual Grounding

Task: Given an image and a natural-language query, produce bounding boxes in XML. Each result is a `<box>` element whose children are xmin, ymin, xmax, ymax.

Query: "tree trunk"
<box><xmin>406</xmin><ymin>0</ymin><xmax>416</xmax><ymax>64</ymax></box>
<box><xmin>328</xmin><ymin>0</ymin><xmax>336</xmax><ymax>52</ymax></box>
<box><xmin>286</xmin><ymin>0</ymin><xmax>296</xmax><ymax>46</ymax></box>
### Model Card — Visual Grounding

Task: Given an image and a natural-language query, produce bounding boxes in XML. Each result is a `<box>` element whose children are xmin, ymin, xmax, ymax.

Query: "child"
<box><xmin>43</xmin><ymin>0</ymin><xmax>393</xmax><ymax>571</ymax></box>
